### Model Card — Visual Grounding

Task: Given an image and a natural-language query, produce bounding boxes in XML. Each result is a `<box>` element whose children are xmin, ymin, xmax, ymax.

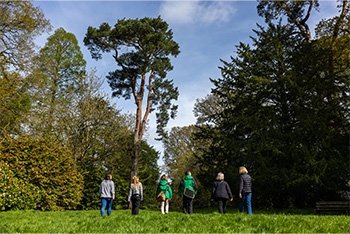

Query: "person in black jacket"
<box><xmin>239</xmin><ymin>166</ymin><xmax>252</xmax><ymax>214</ymax></box>
<box><xmin>211</xmin><ymin>172</ymin><xmax>233</xmax><ymax>214</ymax></box>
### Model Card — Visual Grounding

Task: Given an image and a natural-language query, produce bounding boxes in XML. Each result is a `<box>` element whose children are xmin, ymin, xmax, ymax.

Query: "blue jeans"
<box><xmin>100</xmin><ymin>197</ymin><xmax>113</xmax><ymax>216</ymax></box>
<box><xmin>239</xmin><ymin>193</ymin><xmax>252</xmax><ymax>215</ymax></box>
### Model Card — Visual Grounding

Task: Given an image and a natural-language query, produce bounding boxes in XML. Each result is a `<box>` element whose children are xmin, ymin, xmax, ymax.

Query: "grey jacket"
<box><xmin>99</xmin><ymin>180</ymin><xmax>115</xmax><ymax>198</ymax></box>
<box><xmin>128</xmin><ymin>183</ymin><xmax>143</xmax><ymax>201</ymax></box>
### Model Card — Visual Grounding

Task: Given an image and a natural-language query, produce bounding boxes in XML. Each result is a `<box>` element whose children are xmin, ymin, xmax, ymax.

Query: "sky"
<box><xmin>32</xmin><ymin>0</ymin><xmax>339</xmax><ymax>164</ymax></box>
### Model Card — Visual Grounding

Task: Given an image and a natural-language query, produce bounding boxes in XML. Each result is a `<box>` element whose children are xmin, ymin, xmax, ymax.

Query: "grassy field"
<box><xmin>0</xmin><ymin>208</ymin><xmax>349</xmax><ymax>233</ymax></box>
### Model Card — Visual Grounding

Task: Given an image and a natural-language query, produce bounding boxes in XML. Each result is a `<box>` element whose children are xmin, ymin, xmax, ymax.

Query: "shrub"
<box><xmin>0</xmin><ymin>161</ymin><xmax>41</xmax><ymax>210</ymax></box>
<box><xmin>0</xmin><ymin>136</ymin><xmax>84</xmax><ymax>210</ymax></box>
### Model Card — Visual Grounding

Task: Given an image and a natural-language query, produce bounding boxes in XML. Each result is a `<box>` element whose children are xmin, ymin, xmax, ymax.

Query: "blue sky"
<box><xmin>33</xmin><ymin>0</ymin><xmax>338</xmax><ymax>157</ymax></box>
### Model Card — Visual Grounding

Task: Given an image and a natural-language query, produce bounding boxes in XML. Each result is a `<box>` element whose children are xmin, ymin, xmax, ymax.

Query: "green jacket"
<box><xmin>178</xmin><ymin>175</ymin><xmax>198</xmax><ymax>196</ymax></box>
<box><xmin>156</xmin><ymin>179</ymin><xmax>172</xmax><ymax>199</ymax></box>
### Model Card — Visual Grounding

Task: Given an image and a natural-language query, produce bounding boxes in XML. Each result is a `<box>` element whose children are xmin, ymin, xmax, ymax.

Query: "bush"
<box><xmin>0</xmin><ymin>161</ymin><xmax>41</xmax><ymax>210</ymax></box>
<box><xmin>0</xmin><ymin>136</ymin><xmax>84</xmax><ymax>210</ymax></box>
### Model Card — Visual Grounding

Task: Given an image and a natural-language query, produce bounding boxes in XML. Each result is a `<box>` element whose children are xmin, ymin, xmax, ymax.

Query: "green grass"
<box><xmin>0</xmin><ymin>208</ymin><xmax>349</xmax><ymax>233</ymax></box>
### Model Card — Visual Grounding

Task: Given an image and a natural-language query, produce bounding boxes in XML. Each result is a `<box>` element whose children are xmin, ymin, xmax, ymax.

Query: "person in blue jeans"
<box><xmin>99</xmin><ymin>174</ymin><xmax>115</xmax><ymax>216</ymax></box>
<box><xmin>239</xmin><ymin>166</ymin><xmax>252</xmax><ymax>215</ymax></box>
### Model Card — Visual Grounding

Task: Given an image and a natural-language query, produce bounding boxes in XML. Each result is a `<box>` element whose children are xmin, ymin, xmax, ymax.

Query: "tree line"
<box><xmin>163</xmin><ymin>0</ymin><xmax>349</xmax><ymax>209</ymax></box>
<box><xmin>1</xmin><ymin>0</ymin><xmax>349</xmax><ymax>211</ymax></box>
<box><xmin>0</xmin><ymin>1</ymin><xmax>160</xmax><ymax>211</ymax></box>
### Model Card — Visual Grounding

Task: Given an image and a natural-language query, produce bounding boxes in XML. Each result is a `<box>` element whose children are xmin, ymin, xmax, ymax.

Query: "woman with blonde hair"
<box><xmin>127</xmin><ymin>175</ymin><xmax>143</xmax><ymax>215</ymax></box>
<box><xmin>156</xmin><ymin>174</ymin><xmax>173</xmax><ymax>214</ymax></box>
<box><xmin>211</xmin><ymin>172</ymin><xmax>233</xmax><ymax>214</ymax></box>
<box><xmin>239</xmin><ymin>166</ymin><xmax>252</xmax><ymax>214</ymax></box>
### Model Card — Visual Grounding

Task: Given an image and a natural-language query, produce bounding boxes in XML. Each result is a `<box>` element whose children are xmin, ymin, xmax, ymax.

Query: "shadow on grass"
<box><xmin>166</xmin><ymin>206</ymin><xmax>316</xmax><ymax>215</ymax></box>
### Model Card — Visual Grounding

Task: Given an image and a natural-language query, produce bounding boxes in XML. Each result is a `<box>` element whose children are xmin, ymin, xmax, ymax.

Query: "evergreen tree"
<box><xmin>201</xmin><ymin>20</ymin><xmax>349</xmax><ymax>208</ymax></box>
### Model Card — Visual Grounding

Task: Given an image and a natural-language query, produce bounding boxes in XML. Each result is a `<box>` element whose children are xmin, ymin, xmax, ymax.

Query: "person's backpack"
<box><xmin>156</xmin><ymin>183</ymin><xmax>168</xmax><ymax>202</ymax></box>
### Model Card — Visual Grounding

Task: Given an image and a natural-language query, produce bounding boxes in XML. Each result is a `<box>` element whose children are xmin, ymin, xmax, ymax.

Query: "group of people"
<box><xmin>210</xmin><ymin>166</ymin><xmax>253</xmax><ymax>215</ymax></box>
<box><xmin>99</xmin><ymin>166</ymin><xmax>252</xmax><ymax>216</ymax></box>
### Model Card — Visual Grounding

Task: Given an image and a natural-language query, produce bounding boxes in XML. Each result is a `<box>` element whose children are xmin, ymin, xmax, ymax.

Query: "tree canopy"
<box><xmin>192</xmin><ymin>2</ymin><xmax>349</xmax><ymax>208</ymax></box>
<box><xmin>84</xmin><ymin>16</ymin><xmax>180</xmax><ymax>179</ymax></box>
<box><xmin>0</xmin><ymin>0</ymin><xmax>51</xmax><ymax>74</ymax></box>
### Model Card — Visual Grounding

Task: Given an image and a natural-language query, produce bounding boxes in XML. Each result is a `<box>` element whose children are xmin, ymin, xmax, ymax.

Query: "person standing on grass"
<box><xmin>178</xmin><ymin>170</ymin><xmax>198</xmax><ymax>214</ymax></box>
<box><xmin>99</xmin><ymin>174</ymin><xmax>115</xmax><ymax>217</ymax></box>
<box><xmin>239</xmin><ymin>166</ymin><xmax>252</xmax><ymax>215</ymax></box>
<box><xmin>128</xmin><ymin>175</ymin><xmax>143</xmax><ymax>215</ymax></box>
<box><xmin>211</xmin><ymin>172</ymin><xmax>233</xmax><ymax>214</ymax></box>
<box><xmin>156</xmin><ymin>174</ymin><xmax>173</xmax><ymax>214</ymax></box>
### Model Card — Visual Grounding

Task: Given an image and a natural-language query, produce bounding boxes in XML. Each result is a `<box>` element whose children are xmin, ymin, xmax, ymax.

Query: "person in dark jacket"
<box><xmin>156</xmin><ymin>174</ymin><xmax>173</xmax><ymax>214</ymax></box>
<box><xmin>239</xmin><ymin>166</ymin><xmax>252</xmax><ymax>214</ymax></box>
<box><xmin>178</xmin><ymin>170</ymin><xmax>198</xmax><ymax>214</ymax></box>
<box><xmin>99</xmin><ymin>174</ymin><xmax>115</xmax><ymax>216</ymax></box>
<box><xmin>211</xmin><ymin>172</ymin><xmax>233</xmax><ymax>214</ymax></box>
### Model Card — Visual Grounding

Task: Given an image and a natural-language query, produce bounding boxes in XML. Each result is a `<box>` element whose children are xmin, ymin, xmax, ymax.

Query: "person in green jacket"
<box><xmin>156</xmin><ymin>174</ymin><xmax>173</xmax><ymax>214</ymax></box>
<box><xmin>178</xmin><ymin>170</ymin><xmax>198</xmax><ymax>214</ymax></box>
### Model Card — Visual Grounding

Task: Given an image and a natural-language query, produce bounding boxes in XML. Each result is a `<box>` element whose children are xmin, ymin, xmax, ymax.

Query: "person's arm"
<box><xmin>127</xmin><ymin>186</ymin><xmax>132</xmax><ymax>202</ymax></box>
<box><xmin>140</xmin><ymin>183</ymin><xmax>143</xmax><ymax>201</ymax></box>
<box><xmin>239</xmin><ymin>176</ymin><xmax>243</xmax><ymax>198</ymax></box>
<box><xmin>168</xmin><ymin>185</ymin><xmax>173</xmax><ymax>199</ymax></box>
<box><xmin>178</xmin><ymin>180</ymin><xmax>184</xmax><ymax>196</ymax></box>
<box><xmin>193</xmin><ymin>178</ymin><xmax>198</xmax><ymax>194</ymax></box>
<box><xmin>111</xmin><ymin>181</ymin><xmax>115</xmax><ymax>200</ymax></box>
<box><xmin>211</xmin><ymin>182</ymin><xmax>216</xmax><ymax>199</ymax></box>
<box><xmin>156</xmin><ymin>183</ymin><xmax>160</xmax><ymax>196</ymax></box>
<box><xmin>226</xmin><ymin>182</ymin><xmax>233</xmax><ymax>201</ymax></box>
<box><xmin>99</xmin><ymin>182</ymin><xmax>102</xmax><ymax>196</ymax></box>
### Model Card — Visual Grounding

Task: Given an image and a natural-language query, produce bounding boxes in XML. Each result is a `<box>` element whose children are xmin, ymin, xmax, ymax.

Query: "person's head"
<box><xmin>185</xmin><ymin>170</ymin><xmax>191</xmax><ymax>176</ymax></box>
<box><xmin>132</xmin><ymin>175</ymin><xmax>139</xmax><ymax>184</ymax></box>
<box><xmin>106</xmin><ymin>174</ymin><xmax>112</xmax><ymax>180</ymax></box>
<box><xmin>216</xmin><ymin>172</ymin><xmax>224</xmax><ymax>181</ymax></box>
<box><xmin>239</xmin><ymin>166</ymin><xmax>248</xmax><ymax>174</ymax></box>
<box><xmin>160</xmin><ymin>174</ymin><xmax>168</xmax><ymax>181</ymax></box>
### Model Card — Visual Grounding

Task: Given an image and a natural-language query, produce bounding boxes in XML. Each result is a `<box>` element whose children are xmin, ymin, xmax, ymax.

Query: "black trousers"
<box><xmin>182</xmin><ymin>196</ymin><xmax>193</xmax><ymax>214</ymax></box>
<box><xmin>131</xmin><ymin>195</ymin><xmax>141</xmax><ymax>215</ymax></box>
<box><xmin>216</xmin><ymin>198</ymin><xmax>228</xmax><ymax>214</ymax></box>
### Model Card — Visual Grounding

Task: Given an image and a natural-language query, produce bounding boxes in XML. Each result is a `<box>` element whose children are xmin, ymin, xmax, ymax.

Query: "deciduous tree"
<box><xmin>0</xmin><ymin>0</ymin><xmax>51</xmax><ymax>136</ymax></box>
<box><xmin>29</xmin><ymin>27</ymin><xmax>86</xmax><ymax>138</ymax></box>
<box><xmin>0</xmin><ymin>0</ymin><xmax>51</xmax><ymax>74</ymax></box>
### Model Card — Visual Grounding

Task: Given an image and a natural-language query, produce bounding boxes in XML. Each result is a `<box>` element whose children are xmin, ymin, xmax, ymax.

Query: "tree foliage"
<box><xmin>196</xmin><ymin>7</ymin><xmax>349</xmax><ymax>208</ymax></box>
<box><xmin>0</xmin><ymin>2</ymin><xmax>161</xmax><ymax>211</ymax></box>
<box><xmin>162</xmin><ymin>125</ymin><xmax>210</xmax><ymax>208</ymax></box>
<box><xmin>28</xmin><ymin>27</ymin><xmax>86</xmax><ymax>137</ymax></box>
<box><xmin>0</xmin><ymin>136</ymin><xmax>84</xmax><ymax>210</ymax></box>
<box><xmin>0</xmin><ymin>160</ymin><xmax>41</xmax><ymax>210</ymax></box>
<box><xmin>0</xmin><ymin>72</ymin><xmax>32</xmax><ymax>136</ymax></box>
<box><xmin>257</xmin><ymin>0</ymin><xmax>319</xmax><ymax>42</ymax></box>
<box><xmin>84</xmin><ymin>16</ymin><xmax>180</xmax><ymax>178</ymax></box>
<box><xmin>0</xmin><ymin>0</ymin><xmax>51</xmax><ymax>74</ymax></box>
<box><xmin>0</xmin><ymin>0</ymin><xmax>51</xmax><ymax>137</ymax></box>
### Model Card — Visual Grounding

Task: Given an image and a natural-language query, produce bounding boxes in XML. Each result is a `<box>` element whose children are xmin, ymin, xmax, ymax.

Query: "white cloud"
<box><xmin>159</xmin><ymin>0</ymin><xmax>236</xmax><ymax>25</ymax></box>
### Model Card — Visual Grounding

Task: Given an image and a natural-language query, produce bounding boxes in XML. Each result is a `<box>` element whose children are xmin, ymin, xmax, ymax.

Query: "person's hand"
<box><xmin>229</xmin><ymin>198</ymin><xmax>233</xmax><ymax>202</ymax></box>
<box><xmin>239</xmin><ymin>193</ymin><xmax>242</xmax><ymax>198</ymax></box>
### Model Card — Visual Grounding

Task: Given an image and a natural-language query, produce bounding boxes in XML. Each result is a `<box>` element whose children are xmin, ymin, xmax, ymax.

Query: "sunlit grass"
<box><xmin>0</xmin><ymin>208</ymin><xmax>348</xmax><ymax>233</ymax></box>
